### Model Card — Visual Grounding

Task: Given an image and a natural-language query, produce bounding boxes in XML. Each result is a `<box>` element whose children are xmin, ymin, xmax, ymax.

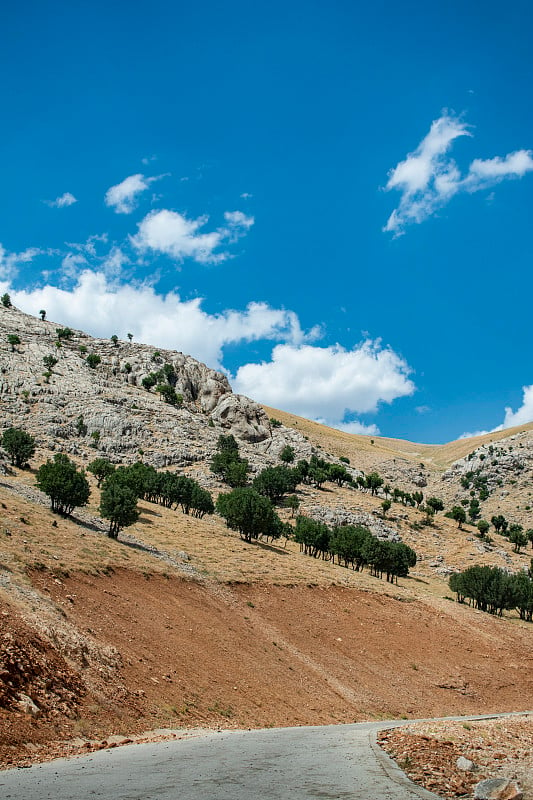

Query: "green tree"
<box><xmin>7</xmin><ymin>334</ymin><xmax>20</xmax><ymax>352</ymax></box>
<box><xmin>491</xmin><ymin>515</ymin><xmax>508</xmax><ymax>535</ymax></box>
<box><xmin>36</xmin><ymin>454</ymin><xmax>90</xmax><ymax>515</ymax></box>
<box><xmin>39</xmin><ymin>309</ymin><xmax>46</xmax><ymax>320</ymax></box>
<box><xmin>86</xmin><ymin>353</ymin><xmax>101</xmax><ymax>369</ymax></box>
<box><xmin>99</xmin><ymin>474</ymin><xmax>139</xmax><ymax>538</ymax></box>
<box><xmin>412</xmin><ymin>491</ymin><xmax>424</xmax><ymax>508</ymax></box>
<box><xmin>294</xmin><ymin>515</ymin><xmax>331</xmax><ymax>558</ymax></box>
<box><xmin>210</xmin><ymin>435</ymin><xmax>249</xmax><ymax>487</ymax></box>
<box><xmin>55</xmin><ymin>327</ymin><xmax>73</xmax><ymax>340</ymax></box>
<box><xmin>527</xmin><ymin>529</ymin><xmax>533</xmax><ymax>550</ymax></box>
<box><xmin>43</xmin><ymin>354</ymin><xmax>58</xmax><ymax>371</ymax></box>
<box><xmin>477</xmin><ymin>519</ymin><xmax>490</xmax><ymax>538</ymax></box>
<box><xmin>127</xmin><ymin>332</ymin><xmax>133</xmax><ymax>342</ymax></box>
<box><xmin>155</xmin><ymin>384</ymin><xmax>183</xmax><ymax>407</ymax></box>
<box><xmin>381</xmin><ymin>499</ymin><xmax>392</xmax><ymax>517</ymax></box>
<box><xmin>1</xmin><ymin>293</ymin><xmax>12</xmax><ymax>307</ymax></box>
<box><xmin>279</xmin><ymin>445</ymin><xmax>295</xmax><ymax>464</ymax></box>
<box><xmin>111</xmin><ymin>334</ymin><xmax>119</xmax><ymax>346</ymax></box>
<box><xmin>1</xmin><ymin>427</ymin><xmax>36</xmax><ymax>467</ymax></box>
<box><xmin>283</xmin><ymin>494</ymin><xmax>300</xmax><ymax>517</ymax></box>
<box><xmin>252</xmin><ymin>465</ymin><xmax>298</xmax><ymax>504</ymax></box>
<box><xmin>469</xmin><ymin>498</ymin><xmax>481</xmax><ymax>521</ymax></box>
<box><xmin>509</xmin><ymin>524</ymin><xmax>527</xmax><ymax>553</ymax></box>
<box><xmin>426</xmin><ymin>497</ymin><xmax>444</xmax><ymax>515</ymax></box>
<box><xmin>142</xmin><ymin>373</ymin><xmax>157</xmax><ymax>391</ymax></box>
<box><xmin>449</xmin><ymin>506</ymin><xmax>467</xmax><ymax>529</ymax></box>
<box><xmin>327</xmin><ymin>463</ymin><xmax>351</xmax><ymax>486</ymax></box>
<box><xmin>87</xmin><ymin>457</ymin><xmax>116</xmax><ymax>487</ymax></box>
<box><xmin>365</xmin><ymin>472</ymin><xmax>383</xmax><ymax>496</ymax></box>
<box><xmin>216</xmin><ymin>487</ymin><xmax>280</xmax><ymax>543</ymax></box>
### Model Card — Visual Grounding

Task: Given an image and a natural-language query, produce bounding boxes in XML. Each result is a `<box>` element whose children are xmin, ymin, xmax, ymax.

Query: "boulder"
<box><xmin>16</xmin><ymin>693</ymin><xmax>40</xmax><ymax>716</ymax></box>
<box><xmin>474</xmin><ymin>778</ymin><xmax>523</xmax><ymax>800</ymax></box>
<box><xmin>456</xmin><ymin>755</ymin><xmax>476</xmax><ymax>771</ymax></box>
<box><xmin>211</xmin><ymin>394</ymin><xmax>271</xmax><ymax>443</ymax></box>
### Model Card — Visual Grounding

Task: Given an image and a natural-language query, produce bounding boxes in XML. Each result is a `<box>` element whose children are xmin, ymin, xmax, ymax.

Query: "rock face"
<box><xmin>211</xmin><ymin>394</ymin><xmax>271</xmax><ymax>443</ymax></box>
<box><xmin>0</xmin><ymin>305</ymin><xmax>287</xmax><ymax>466</ymax></box>
<box><xmin>304</xmin><ymin>504</ymin><xmax>400</xmax><ymax>542</ymax></box>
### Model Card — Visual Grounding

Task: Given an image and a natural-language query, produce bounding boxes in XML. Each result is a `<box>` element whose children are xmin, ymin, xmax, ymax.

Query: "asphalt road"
<box><xmin>1</xmin><ymin>715</ymin><xmax>530</xmax><ymax>800</ymax></box>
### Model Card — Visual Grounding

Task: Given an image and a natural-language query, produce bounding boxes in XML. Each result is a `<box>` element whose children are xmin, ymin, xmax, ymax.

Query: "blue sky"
<box><xmin>2</xmin><ymin>0</ymin><xmax>533</xmax><ymax>443</ymax></box>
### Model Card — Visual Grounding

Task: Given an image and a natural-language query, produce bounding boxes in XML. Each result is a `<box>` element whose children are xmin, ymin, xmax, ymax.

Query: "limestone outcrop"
<box><xmin>0</xmin><ymin>305</ymin><xmax>300</xmax><ymax>466</ymax></box>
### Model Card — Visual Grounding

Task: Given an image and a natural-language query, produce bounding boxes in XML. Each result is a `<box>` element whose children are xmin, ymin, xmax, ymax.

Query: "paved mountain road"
<box><xmin>1</xmin><ymin>715</ymin><xmax>529</xmax><ymax>800</ymax></box>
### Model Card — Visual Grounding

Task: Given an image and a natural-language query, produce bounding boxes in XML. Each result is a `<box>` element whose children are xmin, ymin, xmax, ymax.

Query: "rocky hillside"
<box><xmin>1</xmin><ymin>305</ymin><xmax>533</xmax><ymax>771</ymax></box>
<box><xmin>0</xmin><ymin>304</ymin><xmax>314</xmax><ymax>470</ymax></box>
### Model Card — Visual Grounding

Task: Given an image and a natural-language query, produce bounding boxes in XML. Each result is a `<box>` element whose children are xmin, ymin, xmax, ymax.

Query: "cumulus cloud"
<box><xmin>384</xmin><ymin>113</ymin><xmax>533</xmax><ymax>234</ymax></box>
<box><xmin>3</xmin><ymin>270</ymin><xmax>307</xmax><ymax>370</ymax></box>
<box><xmin>233</xmin><ymin>340</ymin><xmax>415</xmax><ymax>431</ymax></box>
<box><xmin>104</xmin><ymin>174</ymin><xmax>163</xmax><ymax>214</ymax></box>
<box><xmin>460</xmin><ymin>384</ymin><xmax>533</xmax><ymax>439</ymax></box>
<box><xmin>131</xmin><ymin>208</ymin><xmax>254</xmax><ymax>264</ymax></box>
<box><xmin>46</xmin><ymin>192</ymin><xmax>77</xmax><ymax>208</ymax></box>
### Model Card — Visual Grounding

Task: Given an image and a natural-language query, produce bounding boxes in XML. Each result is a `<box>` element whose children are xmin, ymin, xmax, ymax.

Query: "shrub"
<box><xmin>86</xmin><ymin>353</ymin><xmax>101</xmax><ymax>369</ymax></box>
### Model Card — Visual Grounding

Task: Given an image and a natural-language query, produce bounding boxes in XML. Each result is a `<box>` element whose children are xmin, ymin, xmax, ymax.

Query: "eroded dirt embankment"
<box><xmin>1</xmin><ymin>569</ymin><xmax>532</xmax><ymax>768</ymax></box>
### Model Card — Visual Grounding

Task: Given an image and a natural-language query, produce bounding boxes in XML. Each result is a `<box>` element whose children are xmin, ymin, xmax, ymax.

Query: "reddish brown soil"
<box><xmin>1</xmin><ymin>568</ymin><xmax>532</xmax><ymax>769</ymax></box>
<box><xmin>379</xmin><ymin>717</ymin><xmax>533</xmax><ymax>799</ymax></box>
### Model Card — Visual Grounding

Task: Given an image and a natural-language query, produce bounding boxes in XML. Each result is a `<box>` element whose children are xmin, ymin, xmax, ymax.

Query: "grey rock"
<box><xmin>211</xmin><ymin>393</ymin><xmax>271</xmax><ymax>443</ymax></box>
<box><xmin>456</xmin><ymin>755</ymin><xmax>476</xmax><ymax>771</ymax></box>
<box><xmin>16</xmin><ymin>693</ymin><xmax>40</xmax><ymax>716</ymax></box>
<box><xmin>474</xmin><ymin>778</ymin><xmax>522</xmax><ymax>800</ymax></box>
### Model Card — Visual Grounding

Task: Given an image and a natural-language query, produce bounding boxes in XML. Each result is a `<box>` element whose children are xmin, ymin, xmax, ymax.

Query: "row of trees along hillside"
<box><xmin>293</xmin><ymin>516</ymin><xmax>417</xmax><ymax>583</ymax></box>
<box><xmin>0</xmin><ymin>427</ymin><xmax>216</xmax><ymax>539</ymax></box>
<box><xmin>211</xmin><ymin>435</ymin><xmax>418</xmax><ymax>583</ymax></box>
<box><xmin>449</xmin><ymin>564</ymin><xmax>533</xmax><ymax>621</ymax></box>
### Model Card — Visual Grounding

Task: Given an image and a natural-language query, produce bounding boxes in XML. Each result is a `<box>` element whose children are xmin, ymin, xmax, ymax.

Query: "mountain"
<box><xmin>0</xmin><ymin>305</ymin><xmax>532</xmax><ymax>769</ymax></box>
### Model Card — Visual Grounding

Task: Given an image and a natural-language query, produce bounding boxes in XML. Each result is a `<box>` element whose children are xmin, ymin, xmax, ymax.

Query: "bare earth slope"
<box><xmin>1</xmin><ymin>306</ymin><xmax>533</xmax><ymax>781</ymax></box>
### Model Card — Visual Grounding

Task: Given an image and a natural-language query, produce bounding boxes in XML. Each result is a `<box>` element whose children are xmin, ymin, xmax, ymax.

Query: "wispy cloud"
<box><xmin>0</xmin><ymin>244</ymin><xmax>44</xmax><ymax>280</ymax></box>
<box><xmin>131</xmin><ymin>208</ymin><xmax>254</xmax><ymax>264</ymax></box>
<box><xmin>45</xmin><ymin>192</ymin><xmax>77</xmax><ymax>209</ymax></box>
<box><xmin>104</xmin><ymin>173</ymin><xmax>165</xmax><ymax>214</ymax></box>
<box><xmin>384</xmin><ymin>113</ymin><xmax>533</xmax><ymax>234</ymax></box>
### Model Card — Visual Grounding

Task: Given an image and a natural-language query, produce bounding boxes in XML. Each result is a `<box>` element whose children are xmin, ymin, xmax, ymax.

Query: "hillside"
<box><xmin>1</xmin><ymin>305</ymin><xmax>532</xmax><ymax>769</ymax></box>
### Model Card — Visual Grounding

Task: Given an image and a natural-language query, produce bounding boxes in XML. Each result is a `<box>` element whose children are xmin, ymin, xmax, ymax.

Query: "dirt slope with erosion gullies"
<box><xmin>1</xmin><ymin>306</ymin><xmax>533</xmax><ymax>768</ymax></box>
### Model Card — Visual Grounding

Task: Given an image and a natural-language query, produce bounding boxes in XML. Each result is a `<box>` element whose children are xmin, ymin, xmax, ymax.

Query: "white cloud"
<box><xmin>61</xmin><ymin>252</ymin><xmax>87</xmax><ymax>279</ymax></box>
<box><xmin>501</xmin><ymin>385</ymin><xmax>533</xmax><ymax>428</ymax></box>
<box><xmin>0</xmin><ymin>244</ymin><xmax>43</xmax><ymax>280</ymax></box>
<box><xmin>465</xmin><ymin>150</ymin><xmax>533</xmax><ymax>188</ymax></box>
<box><xmin>3</xmin><ymin>270</ymin><xmax>308</xmax><ymax>371</ymax></box>
<box><xmin>131</xmin><ymin>208</ymin><xmax>254</xmax><ymax>264</ymax></box>
<box><xmin>233</xmin><ymin>340</ymin><xmax>415</xmax><ymax>430</ymax></box>
<box><xmin>101</xmin><ymin>246</ymin><xmax>129</xmax><ymax>278</ymax></box>
<box><xmin>460</xmin><ymin>384</ymin><xmax>533</xmax><ymax>439</ymax></box>
<box><xmin>384</xmin><ymin>113</ymin><xmax>533</xmax><ymax>234</ymax></box>
<box><xmin>46</xmin><ymin>192</ymin><xmax>77</xmax><ymax>208</ymax></box>
<box><xmin>335</xmin><ymin>420</ymin><xmax>380</xmax><ymax>436</ymax></box>
<box><xmin>104</xmin><ymin>174</ymin><xmax>162</xmax><ymax>214</ymax></box>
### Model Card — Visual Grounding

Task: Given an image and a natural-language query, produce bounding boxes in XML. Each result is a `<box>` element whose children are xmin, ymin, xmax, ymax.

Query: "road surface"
<box><xmin>0</xmin><ymin>714</ymin><xmax>530</xmax><ymax>800</ymax></box>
